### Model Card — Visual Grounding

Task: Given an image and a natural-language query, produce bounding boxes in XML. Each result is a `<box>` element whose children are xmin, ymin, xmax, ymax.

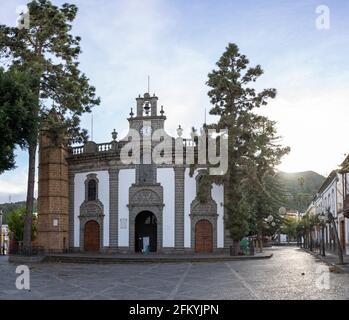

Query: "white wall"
<box><xmin>157</xmin><ymin>168</ymin><xmax>175</xmax><ymax>247</ymax></box>
<box><xmin>212</xmin><ymin>184</ymin><xmax>224</xmax><ymax>248</ymax></box>
<box><xmin>74</xmin><ymin>171</ymin><xmax>110</xmax><ymax>247</ymax></box>
<box><xmin>184</xmin><ymin>169</ymin><xmax>198</xmax><ymax>248</ymax></box>
<box><xmin>118</xmin><ymin>169</ymin><xmax>135</xmax><ymax>246</ymax></box>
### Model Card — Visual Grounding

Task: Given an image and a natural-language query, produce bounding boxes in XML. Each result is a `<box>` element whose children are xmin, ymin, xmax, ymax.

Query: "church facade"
<box><xmin>37</xmin><ymin>93</ymin><xmax>229</xmax><ymax>254</ymax></box>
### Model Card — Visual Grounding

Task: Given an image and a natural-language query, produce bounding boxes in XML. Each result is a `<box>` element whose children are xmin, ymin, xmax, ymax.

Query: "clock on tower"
<box><xmin>140</xmin><ymin>125</ymin><xmax>153</xmax><ymax>137</ymax></box>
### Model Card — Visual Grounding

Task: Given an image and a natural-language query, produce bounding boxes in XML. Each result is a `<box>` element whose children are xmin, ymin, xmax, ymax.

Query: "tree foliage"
<box><xmin>197</xmin><ymin>173</ymin><xmax>212</xmax><ymax>203</ymax></box>
<box><xmin>281</xmin><ymin>216</ymin><xmax>298</xmax><ymax>241</ymax></box>
<box><xmin>0</xmin><ymin>67</ymin><xmax>37</xmax><ymax>173</ymax></box>
<box><xmin>7</xmin><ymin>207</ymin><xmax>37</xmax><ymax>242</ymax></box>
<box><xmin>246</xmin><ymin>174</ymin><xmax>287</xmax><ymax>237</ymax></box>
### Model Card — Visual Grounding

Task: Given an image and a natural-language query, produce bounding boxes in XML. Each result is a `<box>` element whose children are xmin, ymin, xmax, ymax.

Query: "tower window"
<box><xmin>88</xmin><ymin>179</ymin><xmax>97</xmax><ymax>201</ymax></box>
<box><xmin>143</xmin><ymin>101</ymin><xmax>151</xmax><ymax>116</ymax></box>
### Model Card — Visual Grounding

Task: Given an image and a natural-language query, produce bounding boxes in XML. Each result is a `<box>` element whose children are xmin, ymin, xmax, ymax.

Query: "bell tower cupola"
<box><xmin>129</xmin><ymin>92</ymin><xmax>166</xmax><ymax>132</ymax></box>
<box><xmin>136</xmin><ymin>92</ymin><xmax>159</xmax><ymax>117</ymax></box>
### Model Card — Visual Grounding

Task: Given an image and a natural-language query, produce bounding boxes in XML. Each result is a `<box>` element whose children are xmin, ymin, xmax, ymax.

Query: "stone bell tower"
<box><xmin>37</xmin><ymin>112</ymin><xmax>69</xmax><ymax>253</ymax></box>
<box><xmin>128</xmin><ymin>92</ymin><xmax>167</xmax><ymax>185</ymax></box>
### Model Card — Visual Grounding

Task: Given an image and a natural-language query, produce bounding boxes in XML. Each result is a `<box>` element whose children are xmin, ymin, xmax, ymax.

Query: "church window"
<box><xmin>88</xmin><ymin>179</ymin><xmax>97</xmax><ymax>201</ymax></box>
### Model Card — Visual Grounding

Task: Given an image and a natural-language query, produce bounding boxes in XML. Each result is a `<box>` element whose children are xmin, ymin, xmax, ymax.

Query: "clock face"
<box><xmin>140</xmin><ymin>125</ymin><xmax>153</xmax><ymax>137</ymax></box>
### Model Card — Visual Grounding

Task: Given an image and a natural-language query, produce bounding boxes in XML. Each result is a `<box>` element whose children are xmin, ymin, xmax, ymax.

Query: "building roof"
<box><xmin>317</xmin><ymin>170</ymin><xmax>339</xmax><ymax>194</ymax></box>
<box><xmin>340</xmin><ymin>154</ymin><xmax>349</xmax><ymax>173</ymax></box>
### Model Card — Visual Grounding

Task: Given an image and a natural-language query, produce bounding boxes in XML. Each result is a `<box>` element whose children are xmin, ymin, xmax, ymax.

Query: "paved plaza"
<box><xmin>1</xmin><ymin>247</ymin><xmax>349</xmax><ymax>300</ymax></box>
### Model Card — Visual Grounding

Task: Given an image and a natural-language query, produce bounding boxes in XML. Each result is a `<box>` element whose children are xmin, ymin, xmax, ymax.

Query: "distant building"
<box><xmin>308</xmin><ymin>170</ymin><xmax>348</xmax><ymax>255</ymax></box>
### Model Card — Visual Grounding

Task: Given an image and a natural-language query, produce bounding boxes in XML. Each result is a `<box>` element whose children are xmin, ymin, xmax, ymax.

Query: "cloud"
<box><xmin>0</xmin><ymin>167</ymin><xmax>37</xmax><ymax>203</ymax></box>
<box><xmin>73</xmin><ymin>0</ymin><xmax>213</xmax><ymax>140</ymax></box>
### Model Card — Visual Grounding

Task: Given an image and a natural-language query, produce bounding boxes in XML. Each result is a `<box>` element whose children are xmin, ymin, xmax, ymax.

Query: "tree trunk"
<box><xmin>259</xmin><ymin>234</ymin><xmax>263</xmax><ymax>253</ymax></box>
<box><xmin>23</xmin><ymin>142</ymin><xmax>37</xmax><ymax>254</ymax></box>
<box><xmin>230</xmin><ymin>240</ymin><xmax>240</xmax><ymax>256</ymax></box>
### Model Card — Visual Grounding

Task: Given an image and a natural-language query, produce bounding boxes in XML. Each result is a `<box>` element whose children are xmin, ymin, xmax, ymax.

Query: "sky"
<box><xmin>0</xmin><ymin>0</ymin><xmax>349</xmax><ymax>203</ymax></box>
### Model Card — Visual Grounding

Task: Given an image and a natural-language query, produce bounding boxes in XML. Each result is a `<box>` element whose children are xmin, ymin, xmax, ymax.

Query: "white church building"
<box><xmin>37</xmin><ymin>93</ymin><xmax>228</xmax><ymax>254</ymax></box>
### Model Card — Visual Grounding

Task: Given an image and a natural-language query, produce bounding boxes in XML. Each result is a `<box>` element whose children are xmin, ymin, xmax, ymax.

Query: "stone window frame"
<box><xmin>79</xmin><ymin>173</ymin><xmax>104</xmax><ymax>251</ymax></box>
<box><xmin>128</xmin><ymin>186</ymin><xmax>164</xmax><ymax>253</ymax></box>
<box><xmin>190</xmin><ymin>201</ymin><xmax>218</xmax><ymax>252</ymax></box>
<box><xmin>84</xmin><ymin>173</ymin><xmax>99</xmax><ymax>202</ymax></box>
<box><xmin>79</xmin><ymin>201</ymin><xmax>104</xmax><ymax>251</ymax></box>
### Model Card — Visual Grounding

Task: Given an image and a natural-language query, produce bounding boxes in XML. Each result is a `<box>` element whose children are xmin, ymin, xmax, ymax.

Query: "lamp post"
<box><xmin>0</xmin><ymin>210</ymin><xmax>3</xmax><ymax>255</ymax></box>
<box><xmin>326</xmin><ymin>208</ymin><xmax>344</xmax><ymax>265</ymax></box>
<box><xmin>319</xmin><ymin>211</ymin><xmax>326</xmax><ymax>257</ymax></box>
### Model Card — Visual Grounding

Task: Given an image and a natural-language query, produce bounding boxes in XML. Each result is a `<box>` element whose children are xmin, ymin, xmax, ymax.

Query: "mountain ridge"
<box><xmin>277</xmin><ymin>170</ymin><xmax>326</xmax><ymax>212</ymax></box>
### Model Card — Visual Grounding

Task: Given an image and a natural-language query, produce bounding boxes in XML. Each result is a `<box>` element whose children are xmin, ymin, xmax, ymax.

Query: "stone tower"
<box><xmin>37</xmin><ymin>114</ymin><xmax>69</xmax><ymax>253</ymax></box>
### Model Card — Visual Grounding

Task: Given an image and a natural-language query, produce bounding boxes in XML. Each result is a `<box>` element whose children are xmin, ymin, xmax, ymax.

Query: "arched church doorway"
<box><xmin>195</xmin><ymin>219</ymin><xmax>213</xmax><ymax>253</ymax></box>
<box><xmin>135</xmin><ymin>211</ymin><xmax>157</xmax><ymax>252</ymax></box>
<box><xmin>84</xmin><ymin>220</ymin><xmax>100</xmax><ymax>252</ymax></box>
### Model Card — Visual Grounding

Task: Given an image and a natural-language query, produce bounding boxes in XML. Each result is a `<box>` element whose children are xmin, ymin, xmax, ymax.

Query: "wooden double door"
<box><xmin>84</xmin><ymin>220</ymin><xmax>100</xmax><ymax>252</ymax></box>
<box><xmin>195</xmin><ymin>219</ymin><xmax>213</xmax><ymax>253</ymax></box>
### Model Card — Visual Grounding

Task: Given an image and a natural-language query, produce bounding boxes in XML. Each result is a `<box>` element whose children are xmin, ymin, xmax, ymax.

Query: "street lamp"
<box><xmin>319</xmin><ymin>211</ymin><xmax>326</xmax><ymax>257</ymax></box>
<box><xmin>0</xmin><ymin>210</ymin><xmax>3</xmax><ymax>255</ymax></box>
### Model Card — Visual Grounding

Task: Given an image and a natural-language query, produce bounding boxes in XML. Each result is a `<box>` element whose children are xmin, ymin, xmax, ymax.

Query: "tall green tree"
<box><xmin>7</xmin><ymin>206</ymin><xmax>37</xmax><ymax>242</ymax></box>
<box><xmin>246</xmin><ymin>174</ymin><xmax>287</xmax><ymax>240</ymax></box>
<box><xmin>242</xmin><ymin>116</ymin><xmax>289</xmax><ymax>246</ymax></box>
<box><xmin>204</xmin><ymin>43</ymin><xmax>289</xmax><ymax>253</ymax></box>
<box><xmin>0</xmin><ymin>0</ymin><xmax>100</xmax><ymax>252</ymax></box>
<box><xmin>0</xmin><ymin>67</ymin><xmax>37</xmax><ymax>173</ymax></box>
<box><xmin>281</xmin><ymin>216</ymin><xmax>298</xmax><ymax>243</ymax></box>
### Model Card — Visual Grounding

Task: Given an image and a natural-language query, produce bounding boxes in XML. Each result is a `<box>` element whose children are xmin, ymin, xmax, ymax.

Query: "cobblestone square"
<box><xmin>1</xmin><ymin>247</ymin><xmax>349</xmax><ymax>300</ymax></box>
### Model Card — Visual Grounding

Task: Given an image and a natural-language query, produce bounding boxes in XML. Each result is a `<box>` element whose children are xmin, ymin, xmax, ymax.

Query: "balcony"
<box><xmin>344</xmin><ymin>194</ymin><xmax>349</xmax><ymax>218</ymax></box>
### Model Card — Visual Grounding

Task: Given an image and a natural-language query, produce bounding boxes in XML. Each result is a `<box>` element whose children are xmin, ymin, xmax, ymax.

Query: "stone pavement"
<box><xmin>1</xmin><ymin>247</ymin><xmax>349</xmax><ymax>300</ymax></box>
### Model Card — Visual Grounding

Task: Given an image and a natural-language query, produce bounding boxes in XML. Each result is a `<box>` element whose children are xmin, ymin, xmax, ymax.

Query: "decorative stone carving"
<box><xmin>131</xmin><ymin>189</ymin><xmax>161</xmax><ymax>206</ymax></box>
<box><xmin>128</xmin><ymin>184</ymin><xmax>164</xmax><ymax>252</ymax></box>
<box><xmin>80</xmin><ymin>200</ymin><xmax>104</xmax><ymax>218</ymax></box>
<box><xmin>190</xmin><ymin>198</ymin><xmax>217</xmax><ymax>217</ymax></box>
<box><xmin>138</xmin><ymin>164</ymin><xmax>155</xmax><ymax>184</ymax></box>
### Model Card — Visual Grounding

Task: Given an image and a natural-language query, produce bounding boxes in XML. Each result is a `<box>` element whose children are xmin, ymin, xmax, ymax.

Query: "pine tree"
<box><xmin>204</xmin><ymin>43</ymin><xmax>289</xmax><ymax>254</ymax></box>
<box><xmin>0</xmin><ymin>0</ymin><xmax>100</xmax><ymax>253</ymax></box>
